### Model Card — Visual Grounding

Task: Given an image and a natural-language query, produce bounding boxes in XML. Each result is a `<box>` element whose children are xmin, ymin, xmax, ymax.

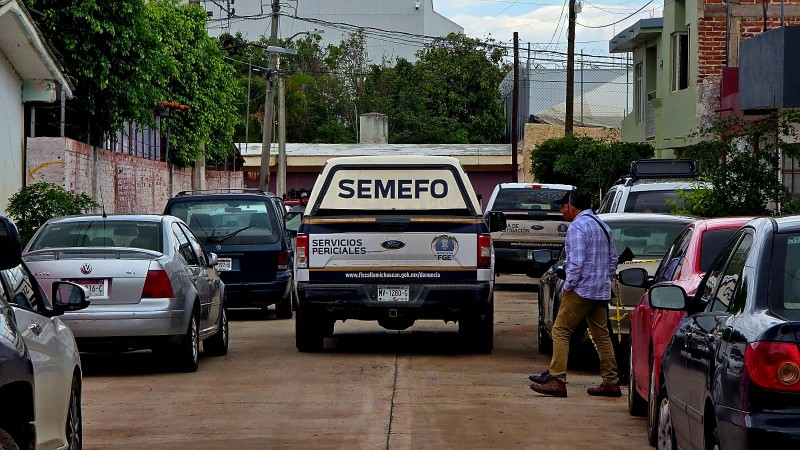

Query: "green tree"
<box><xmin>26</xmin><ymin>0</ymin><xmax>166</xmax><ymax>143</ymax></box>
<box><xmin>674</xmin><ymin>112</ymin><xmax>798</xmax><ymax>217</ymax></box>
<box><xmin>530</xmin><ymin>135</ymin><xmax>654</xmax><ymax>199</ymax></box>
<box><xmin>146</xmin><ymin>0</ymin><xmax>241</xmax><ymax>166</ymax></box>
<box><xmin>6</xmin><ymin>183</ymin><xmax>99</xmax><ymax>244</ymax></box>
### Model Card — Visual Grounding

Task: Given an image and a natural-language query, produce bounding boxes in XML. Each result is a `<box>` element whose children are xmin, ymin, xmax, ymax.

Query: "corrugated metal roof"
<box><xmin>235</xmin><ymin>143</ymin><xmax>511</xmax><ymax>157</ymax></box>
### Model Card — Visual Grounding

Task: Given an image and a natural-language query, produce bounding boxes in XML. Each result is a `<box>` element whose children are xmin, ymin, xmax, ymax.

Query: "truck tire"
<box><xmin>295</xmin><ymin>309</ymin><xmax>324</xmax><ymax>352</ymax></box>
<box><xmin>459</xmin><ymin>297</ymin><xmax>494</xmax><ymax>354</ymax></box>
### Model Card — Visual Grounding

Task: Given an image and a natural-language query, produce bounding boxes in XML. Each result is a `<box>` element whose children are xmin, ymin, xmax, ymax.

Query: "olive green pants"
<box><xmin>549</xmin><ymin>290</ymin><xmax>618</xmax><ymax>385</ymax></box>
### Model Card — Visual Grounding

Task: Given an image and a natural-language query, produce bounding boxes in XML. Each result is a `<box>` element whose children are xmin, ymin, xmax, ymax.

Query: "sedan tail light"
<box><xmin>744</xmin><ymin>341</ymin><xmax>800</xmax><ymax>392</ymax></box>
<box><xmin>477</xmin><ymin>233</ymin><xmax>492</xmax><ymax>269</ymax></box>
<box><xmin>296</xmin><ymin>233</ymin><xmax>309</xmax><ymax>268</ymax></box>
<box><xmin>142</xmin><ymin>270</ymin><xmax>175</xmax><ymax>298</ymax></box>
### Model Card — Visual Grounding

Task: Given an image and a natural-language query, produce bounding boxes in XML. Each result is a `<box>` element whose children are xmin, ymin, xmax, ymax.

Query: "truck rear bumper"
<box><xmin>296</xmin><ymin>282</ymin><xmax>492</xmax><ymax>320</ymax></box>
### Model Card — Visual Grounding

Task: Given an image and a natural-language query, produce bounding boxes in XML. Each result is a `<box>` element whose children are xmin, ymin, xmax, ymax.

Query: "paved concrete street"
<box><xmin>80</xmin><ymin>278</ymin><xmax>650</xmax><ymax>449</ymax></box>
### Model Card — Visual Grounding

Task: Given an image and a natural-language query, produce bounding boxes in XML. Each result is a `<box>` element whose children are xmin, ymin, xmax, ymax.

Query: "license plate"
<box><xmin>377</xmin><ymin>286</ymin><xmax>409</xmax><ymax>302</ymax></box>
<box><xmin>217</xmin><ymin>258</ymin><xmax>232</xmax><ymax>271</ymax></box>
<box><xmin>72</xmin><ymin>279</ymin><xmax>105</xmax><ymax>298</ymax></box>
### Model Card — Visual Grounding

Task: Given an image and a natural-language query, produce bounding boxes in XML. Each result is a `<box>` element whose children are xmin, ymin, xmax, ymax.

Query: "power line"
<box><xmin>470</xmin><ymin>0</ymin><xmax>522</xmax><ymax>34</ymax></box>
<box><xmin>574</xmin><ymin>0</ymin><xmax>655</xmax><ymax>28</ymax></box>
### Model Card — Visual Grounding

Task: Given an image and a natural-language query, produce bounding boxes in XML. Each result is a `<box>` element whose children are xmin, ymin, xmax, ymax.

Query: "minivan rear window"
<box><xmin>29</xmin><ymin>221</ymin><xmax>163</xmax><ymax>252</ymax></box>
<box><xmin>167</xmin><ymin>200</ymin><xmax>279</xmax><ymax>245</ymax></box>
<box><xmin>491</xmin><ymin>188</ymin><xmax>569</xmax><ymax>213</ymax></box>
<box><xmin>625</xmin><ymin>190</ymin><xmax>684</xmax><ymax>213</ymax></box>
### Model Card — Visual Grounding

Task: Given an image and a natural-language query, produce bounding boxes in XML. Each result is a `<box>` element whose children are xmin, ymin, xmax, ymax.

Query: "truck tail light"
<box><xmin>142</xmin><ymin>270</ymin><xmax>174</xmax><ymax>298</ymax></box>
<box><xmin>478</xmin><ymin>233</ymin><xmax>492</xmax><ymax>269</ymax></box>
<box><xmin>296</xmin><ymin>233</ymin><xmax>309</xmax><ymax>268</ymax></box>
<box><xmin>277</xmin><ymin>249</ymin><xmax>289</xmax><ymax>270</ymax></box>
<box><xmin>745</xmin><ymin>341</ymin><xmax>800</xmax><ymax>392</ymax></box>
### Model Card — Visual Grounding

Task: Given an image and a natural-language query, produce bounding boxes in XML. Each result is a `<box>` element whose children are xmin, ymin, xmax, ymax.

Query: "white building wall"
<box><xmin>0</xmin><ymin>54</ymin><xmax>23</xmax><ymax>214</ymax></box>
<box><xmin>202</xmin><ymin>0</ymin><xmax>462</xmax><ymax>62</ymax></box>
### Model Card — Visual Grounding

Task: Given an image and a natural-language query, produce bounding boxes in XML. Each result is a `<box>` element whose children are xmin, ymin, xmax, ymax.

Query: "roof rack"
<box><xmin>175</xmin><ymin>188</ymin><xmax>273</xmax><ymax>197</ymax></box>
<box><xmin>624</xmin><ymin>159</ymin><xmax>700</xmax><ymax>186</ymax></box>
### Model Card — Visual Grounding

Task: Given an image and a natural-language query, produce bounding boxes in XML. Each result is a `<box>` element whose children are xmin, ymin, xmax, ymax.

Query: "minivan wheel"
<box><xmin>657</xmin><ymin>390</ymin><xmax>676</xmax><ymax>450</ymax></box>
<box><xmin>537</xmin><ymin>305</ymin><xmax>552</xmax><ymax>354</ymax></box>
<box><xmin>275</xmin><ymin>296</ymin><xmax>293</xmax><ymax>320</ymax></box>
<box><xmin>295</xmin><ymin>309</ymin><xmax>324</xmax><ymax>352</ymax></box>
<box><xmin>0</xmin><ymin>428</ymin><xmax>20</xmax><ymax>450</ymax></box>
<box><xmin>66</xmin><ymin>376</ymin><xmax>82</xmax><ymax>450</ymax></box>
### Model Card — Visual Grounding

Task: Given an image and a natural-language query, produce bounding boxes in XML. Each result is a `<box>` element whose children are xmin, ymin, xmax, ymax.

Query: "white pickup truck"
<box><xmin>291</xmin><ymin>156</ymin><xmax>506</xmax><ymax>353</ymax></box>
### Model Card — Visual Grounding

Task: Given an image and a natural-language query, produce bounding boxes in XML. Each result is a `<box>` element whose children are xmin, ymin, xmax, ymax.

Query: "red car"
<box><xmin>620</xmin><ymin>217</ymin><xmax>753</xmax><ymax>446</ymax></box>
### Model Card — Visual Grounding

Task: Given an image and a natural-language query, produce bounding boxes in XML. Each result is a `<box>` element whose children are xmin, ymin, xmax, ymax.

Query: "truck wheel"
<box><xmin>459</xmin><ymin>299</ymin><xmax>494</xmax><ymax>354</ymax></box>
<box><xmin>295</xmin><ymin>309</ymin><xmax>324</xmax><ymax>352</ymax></box>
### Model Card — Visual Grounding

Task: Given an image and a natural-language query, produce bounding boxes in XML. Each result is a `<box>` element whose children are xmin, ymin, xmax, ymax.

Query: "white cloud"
<box><xmin>434</xmin><ymin>0</ymin><xmax>663</xmax><ymax>54</ymax></box>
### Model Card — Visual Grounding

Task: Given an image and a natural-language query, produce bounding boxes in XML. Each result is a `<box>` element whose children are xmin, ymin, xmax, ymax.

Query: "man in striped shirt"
<box><xmin>529</xmin><ymin>189</ymin><xmax>621</xmax><ymax>398</ymax></box>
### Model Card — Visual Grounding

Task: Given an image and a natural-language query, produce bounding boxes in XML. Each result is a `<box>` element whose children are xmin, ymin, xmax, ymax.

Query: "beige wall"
<box><xmin>521</xmin><ymin>124</ymin><xmax>620</xmax><ymax>182</ymax></box>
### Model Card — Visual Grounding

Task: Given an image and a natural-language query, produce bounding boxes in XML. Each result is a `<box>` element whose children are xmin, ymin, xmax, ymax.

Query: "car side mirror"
<box><xmin>285</xmin><ymin>211</ymin><xmax>302</xmax><ymax>233</ymax></box>
<box><xmin>487</xmin><ymin>211</ymin><xmax>506</xmax><ymax>233</ymax></box>
<box><xmin>0</xmin><ymin>216</ymin><xmax>22</xmax><ymax>270</ymax></box>
<box><xmin>648</xmin><ymin>284</ymin><xmax>688</xmax><ymax>310</ymax></box>
<box><xmin>618</xmin><ymin>267</ymin><xmax>648</xmax><ymax>288</ymax></box>
<box><xmin>52</xmin><ymin>281</ymin><xmax>90</xmax><ymax>314</ymax></box>
<box><xmin>207</xmin><ymin>252</ymin><xmax>219</xmax><ymax>267</ymax></box>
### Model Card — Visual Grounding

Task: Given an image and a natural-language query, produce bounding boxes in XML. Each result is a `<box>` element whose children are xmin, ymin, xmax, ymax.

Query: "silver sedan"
<box><xmin>23</xmin><ymin>214</ymin><xmax>228</xmax><ymax>372</ymax></box>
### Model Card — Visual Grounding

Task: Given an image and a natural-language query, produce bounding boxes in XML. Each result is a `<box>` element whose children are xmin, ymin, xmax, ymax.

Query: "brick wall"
<box><xmin>698</xmin><ymin>0</ymin><xmax>800</xmax><ymax>83</ymax></box>
<box><xmin>26</xmin><ymin>137</ymin><xmax>243</xmax><ymax>214</ymax></box>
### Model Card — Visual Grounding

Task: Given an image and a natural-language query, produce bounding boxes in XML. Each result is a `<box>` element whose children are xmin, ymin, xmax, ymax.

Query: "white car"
<box><xmin>0</xmin><ymin>216</ymin><xmax>88</xmax><ymax>450</ymax></box>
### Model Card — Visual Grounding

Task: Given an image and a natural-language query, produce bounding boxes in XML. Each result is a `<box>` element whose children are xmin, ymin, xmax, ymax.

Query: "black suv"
<box><xmin>0</xmin><ymin>217</ymin><xmax>35</xmax><ymax>449</ymax></box>
<box><xmin>164</xmin><ymin>189</ymin><xmax>295</xmax><ymax>318</ymax></box>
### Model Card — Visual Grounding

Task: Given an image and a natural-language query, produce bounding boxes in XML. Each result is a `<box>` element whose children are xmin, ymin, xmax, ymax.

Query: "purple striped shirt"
<box><xmin>562</xmin><ymin>210</ymin><xmax>618</xmax><ymax>300</ymax></box>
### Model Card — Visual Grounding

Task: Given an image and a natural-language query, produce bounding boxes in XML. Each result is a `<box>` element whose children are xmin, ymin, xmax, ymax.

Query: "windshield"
<box><xmin>490</xmin><ymin>188</ymin><xmax>569</xmax><ymax>213</ymax></box>
<box><xmin>769</xmin><ymin>233</ymin><xmax>800</xmax><ymax>320</ymax></box>
<box><xmin>625</xmin><ymin>190</ymin><xmax>684</xmax><ymax>213</ymax></box>
<box><xmin>607</xmin><ymin>220</ymin><xmax>688</xmax><ymax>258</ymax></box>
<box><xmin>167</xmin><ymin>200</ymin><xmax>279</xmax><ymax>245</ymax></box>
<box><xmin>29</xmin><ymin>221</ymin><xmax>163</xmax><ymax>252</ymax></box>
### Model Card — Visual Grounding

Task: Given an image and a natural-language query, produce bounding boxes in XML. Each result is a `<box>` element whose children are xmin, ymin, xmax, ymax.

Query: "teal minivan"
<box><xmin>164</xmin><ymin>189</ymin><xmax>295</xmax><ymax>319</ymax></box>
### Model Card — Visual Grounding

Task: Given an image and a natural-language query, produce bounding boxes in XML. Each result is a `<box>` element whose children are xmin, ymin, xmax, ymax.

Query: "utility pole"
<box><xmin>259</xmin><ymin>0</ymin><xmax>280</xmax><ymax>192</ymax></box>
<box><xmin>565</xmin><ymin>0</ymin><xmax>576</xmax><ymax>134</ymax></box>
<box><xmin>512</xmin><ymin>32</ymin><xmax>520</xmax><ymax>183</ymax></box>
<box><xmin>278</xmin><ymin>57</ymin><xmax>287</xmax><ymax>198</ymax></box>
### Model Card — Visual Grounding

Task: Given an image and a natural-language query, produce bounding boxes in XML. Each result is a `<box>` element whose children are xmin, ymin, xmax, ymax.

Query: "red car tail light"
<box><xmin>296</xmin><ymin>233</ymin><xmax>309</xmax><ymax>268</ymax></box>
<box><xmin>142</xmin><ymin>270</ymin><xmax>175</xmax><ymax>298</ymax></box>
<box><xmin>278</xmin><ymin>249</ymin><xmax>289</xmax><ymax>270</ymax></box>
<box><xmin>744</xmin><ymin>341</ymin><xmax>800</xmax><ymax>392</ymax></box>
<box><xmin>477</xmin><ymin>233</ymin><xmax>492</xmax><ymax>269</ymax></box>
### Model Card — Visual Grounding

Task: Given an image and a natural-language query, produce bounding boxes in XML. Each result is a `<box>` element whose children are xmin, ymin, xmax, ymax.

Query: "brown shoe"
<box><xmin>587</xmin><ymin>383</ymin><xmax>622</xmax><ymax>397</ymax></box>
<box><xmin>529</xmin><ymin>378</ymin><xmax>567</xmax><ymax>398</ymax></box>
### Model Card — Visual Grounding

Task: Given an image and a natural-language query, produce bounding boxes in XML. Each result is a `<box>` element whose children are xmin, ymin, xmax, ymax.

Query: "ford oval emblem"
<box><xmin>381</xmin><ymin>240</ymin><xmax>406</xmax><ymax>250</ymax></box>
<box><xmin>530</xmin><ymin>224</ymin><xmax>544</xmax><ymax>230</ymax></box>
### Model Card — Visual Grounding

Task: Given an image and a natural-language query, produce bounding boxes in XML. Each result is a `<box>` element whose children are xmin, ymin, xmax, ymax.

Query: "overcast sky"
<box><xmin>432</xmin><ymin>0</ymin><xmax>662</xmax><ymax>55</ymax></box>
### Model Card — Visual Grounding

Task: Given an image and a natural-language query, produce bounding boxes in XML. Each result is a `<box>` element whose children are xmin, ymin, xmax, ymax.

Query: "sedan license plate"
<box><xmin>378</xmin><ymin>286</ymin><xmax>409</xmax><ymax>302</ymax></box>
<box><xmin>72</xmin><ymin>279</ymin><xmax>105</xmax><ymax>298</ymax></box>
<box><xmin>217</xmin><ymin>258</ymin><xmax>232</xmax><ymax>271</ymax></box>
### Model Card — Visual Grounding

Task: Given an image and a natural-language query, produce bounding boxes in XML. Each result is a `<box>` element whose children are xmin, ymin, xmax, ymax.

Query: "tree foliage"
<box><xmin>530</xmin><ymin>135</ymin><xmax>654</xmax><ymax>198</ymax></box>
<box><xmin>6</xmin><ymin>183</ymin><xmax>99</xmax><ymax>244</ymax></box>
<box><xmin>673</xmin><ymin>112</ymin><xmax>799</xmax><ymax>217</ymax></box>
<box><xmin>27</xmin><ymin>0</ymin><xmax>241</xmax><ymax>166</ymax></box>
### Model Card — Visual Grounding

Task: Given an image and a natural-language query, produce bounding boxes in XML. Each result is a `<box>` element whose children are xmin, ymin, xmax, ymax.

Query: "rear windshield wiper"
<box><xmin>209</xmin><ymin>225</ymin><xmax>254</xmax><ymax>244</ymax></box>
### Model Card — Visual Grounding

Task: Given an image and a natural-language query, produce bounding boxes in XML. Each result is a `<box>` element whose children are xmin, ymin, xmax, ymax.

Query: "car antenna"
<box><xmin>102</xmin><ymin>204</ymin><xmax>107</xmax><ymax>219</ymax></box>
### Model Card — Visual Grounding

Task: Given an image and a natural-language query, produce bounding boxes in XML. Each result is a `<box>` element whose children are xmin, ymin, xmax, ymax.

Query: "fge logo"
<box><xmin>431</xmin><ymin>235</ymin><xmax>459</xmax><ymax>260</ymax></box>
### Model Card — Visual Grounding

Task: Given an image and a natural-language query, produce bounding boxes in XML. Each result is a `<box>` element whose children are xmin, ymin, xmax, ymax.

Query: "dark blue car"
<box><xmin>164</xmin><ymin>190</ymin><xmax>294</xmax><ymax>319</ymax></box>
<box><xmin>648</xmin><ymin>216</ymin><xmax>800</xmax><ymax>450</ymax></box>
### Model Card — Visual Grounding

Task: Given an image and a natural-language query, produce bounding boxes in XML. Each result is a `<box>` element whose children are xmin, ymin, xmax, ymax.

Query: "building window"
<box><xmin>636</xmin><ymin>63</ymin><xmax>644</xmax><ymax>124</ymax></box>
<box><xmin>784</xmin><ymin>153</ymin><xmax>800</xmax><ymax>198</ymax></box>
<box><xmin>672</xmin><ymin>32</ymin><xmax>689</xmax><ymax>91</ymax></box>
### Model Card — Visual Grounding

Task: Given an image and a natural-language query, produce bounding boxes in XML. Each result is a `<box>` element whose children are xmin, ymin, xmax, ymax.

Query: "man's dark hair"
<box><xmin>569</xmin><ymin>189</ymin><xmax>592</xmax><ymax>210</ymax></box>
